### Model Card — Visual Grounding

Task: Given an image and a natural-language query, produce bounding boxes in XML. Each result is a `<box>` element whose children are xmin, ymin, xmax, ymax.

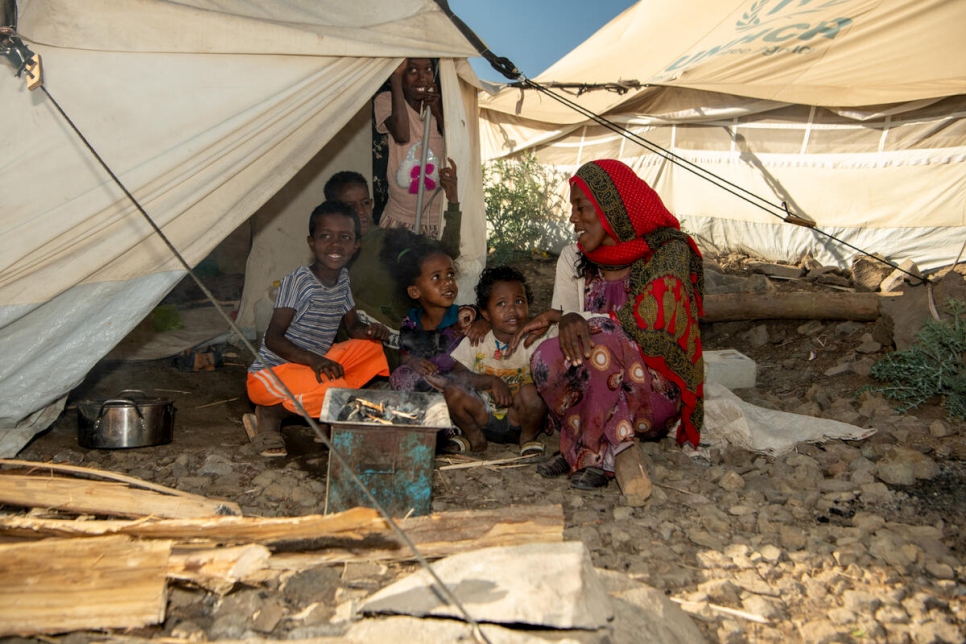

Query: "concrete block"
<box><xmin>705</xmin><ymin>349</ymin><xmax>757</xmax><ymax>389</ymax></box>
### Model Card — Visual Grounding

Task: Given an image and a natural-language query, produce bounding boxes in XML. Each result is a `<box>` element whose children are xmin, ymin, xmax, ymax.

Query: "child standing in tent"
<box><xmin>374</xmin><ymin>58</ymin><xmax>447</xmax><ymax>237</ymax></box>
<box><xmin>245</xmin><ymin>202</ymin><xmax>390</xmax><ymax>457</ymax></box>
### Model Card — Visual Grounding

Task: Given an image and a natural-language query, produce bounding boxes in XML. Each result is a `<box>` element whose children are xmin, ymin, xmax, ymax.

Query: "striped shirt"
<box><xmin>249</xmin><ymin>266</ymin><xmax>354</xmax><ymax>372</ymax></box>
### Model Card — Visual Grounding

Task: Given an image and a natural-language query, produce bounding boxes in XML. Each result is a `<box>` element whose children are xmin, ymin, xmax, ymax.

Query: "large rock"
<box><xmin>851</xmin><ymin>253</ymin><xmax>893</xmax><ymax>292</ymax></box>
<box><xmin>877</xmin><ymin>272</ymin><xmax>966</xmax><ymax>351</ymax></box>
<box><xmin>875</xmin><ymin>448</ymin><xmax>940</xmax><ymax>485</ymax></box>
<box><xmin>356</xmin><ymin>550</ymin><xmax>705</xmax><ymax>643</ymax></box>
<box><xmin>361</xmin><ymin>541</ymin><xmax>613</xmax><ymax>630</ymax></box>
<box><xmin>597</xmin><ymin>570</ymin><xmax>706</xmax><ymax>643</ymax></box>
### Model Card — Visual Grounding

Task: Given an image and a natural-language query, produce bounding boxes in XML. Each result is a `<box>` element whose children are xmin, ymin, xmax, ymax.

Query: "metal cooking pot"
<box><xmin>77</xmin><ymin>389</ymin><xmax>175</xmax><ymax>449</ymax></box>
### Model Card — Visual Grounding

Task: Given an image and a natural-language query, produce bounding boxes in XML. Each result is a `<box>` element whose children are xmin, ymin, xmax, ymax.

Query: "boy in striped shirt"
<box><xmin>245</xmin><ymin>202</ymin><xmax>390</xmax><ymax>457</ymax></box>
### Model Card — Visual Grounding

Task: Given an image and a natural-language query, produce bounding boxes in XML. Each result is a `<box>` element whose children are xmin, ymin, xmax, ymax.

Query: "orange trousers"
<box><xmin>246</xmin><ymin>339</ymin><xmax>389</xmax><ymax>418</ymax></box>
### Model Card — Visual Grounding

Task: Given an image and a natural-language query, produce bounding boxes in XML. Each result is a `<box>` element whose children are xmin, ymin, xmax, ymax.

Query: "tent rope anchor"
<box><xmin>0</xmin><ymin>27</ymin><xmax>42</xmax><ymax>90</ymax></box>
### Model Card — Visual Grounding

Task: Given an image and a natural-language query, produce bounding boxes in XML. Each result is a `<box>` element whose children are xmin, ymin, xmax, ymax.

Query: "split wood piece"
<box><xmin>268</xmin><ymin>504</ymin><xmax>565</xmax><ymax>568</ymax></box>
<box><xmin>0</xmin><ymin>458</ymin><xmax>218</xmax><ymax>502</ymax></box>
<box><xmin>0</xmin><ymin>535</ymin><xmax>170</xmax><ymax>636</ymax></box>
<box><xmin>0</xmin><ymin>507</ymin><xmax>387</xmax><ymax>548</ymax></box>
<box><xmin>702</xmin><ymin>291</ymin><xmax>900</xmax><ymax>322</ymax></box>
<box><xmin>168</xmin><ymin>544</ymin><xmax>274</xmax><ymax>595</ymax></box>
<box><xmin>615</xmin><ymin>442</ymin><xmax>652</xmax><ymax>500</ymax></box>
<box><xmin>0</xmin><ymin>473</ymin><xmax>241</xmax><ymax>519</ymax></box>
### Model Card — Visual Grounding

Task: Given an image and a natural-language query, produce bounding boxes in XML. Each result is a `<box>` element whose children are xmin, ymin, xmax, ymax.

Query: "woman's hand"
<box><xmin>507</xmin><ymin>309</ymin><xmax>561</xmax><ymax>356</ymax></box>
<box><xmin>557</xmin><ymin>312</ymin><xmax>594</xmax><ymax>366</ymax></box>
<box><xmin>310</xmin><ymin>355</ymin><xmax>344</xmax><ymax>383</ymax></box>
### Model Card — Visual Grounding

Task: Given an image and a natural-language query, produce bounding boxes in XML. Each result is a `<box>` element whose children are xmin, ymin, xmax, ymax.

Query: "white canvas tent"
<box><xmin>0</xmin><ymin>0</ymin><xmax>488</xmax><ymax>456</ymax></box>
<box><xmin>479</xmin><ymin>0</ymin><xmax>966</xmax><ymax>270</ymax></box>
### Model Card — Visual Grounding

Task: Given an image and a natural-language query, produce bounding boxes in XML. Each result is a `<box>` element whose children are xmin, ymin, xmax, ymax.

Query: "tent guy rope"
<box><xmin>516</xmin><ymin>75</ymin><xmax>929</xmax><ymax>285</ymax></box>
<box><xmin>2</xmin><ymin>31</ymin><xmax>490</xmax><ymax>643</ymax></box>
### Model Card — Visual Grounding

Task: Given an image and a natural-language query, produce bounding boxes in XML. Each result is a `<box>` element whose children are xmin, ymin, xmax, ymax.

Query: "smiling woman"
<box><xmin>510</xmin><ymin>159</ymin><xmax>704</xmax><ymax>490</ymax></box>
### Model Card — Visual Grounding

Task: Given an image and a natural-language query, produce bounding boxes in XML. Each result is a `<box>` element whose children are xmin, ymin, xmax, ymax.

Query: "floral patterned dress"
<box><xmin>530</xmin><ymin>271</ymin><xmax>683</xmax><ymax>475</ymax></box>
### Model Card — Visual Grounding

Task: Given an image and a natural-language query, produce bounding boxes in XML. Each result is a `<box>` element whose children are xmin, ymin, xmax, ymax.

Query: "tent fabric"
<box><xmin>478</xmin><ymin>0</ymin><xmax>966</xmax><ymax>271</ymax></box>
<box><xmin>0</xmin><ymin>0</ymin><xmax>485</xmax><ymax>456</ymax></box>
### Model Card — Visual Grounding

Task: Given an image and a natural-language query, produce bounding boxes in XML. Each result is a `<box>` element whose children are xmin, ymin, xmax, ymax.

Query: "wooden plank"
<box><xmin>615</xmin><ymin>443</ymin><xmax>652</xmax><ymax>500</ymax></box>
<box><xmin>0</xmin><ymin>474</ymin><xmax>240</xmax><ymax>519</ymax></box>
<box><xmin>168</xmin><ymin>544</ymin><xmax>273</xmax><ymax>594</ymax></box>
<box><xmin>0</xmin><ymin>458</ymin><xmax>214</xmax><ymax>501</ymax></box>
<box><xmin>0</xmin><ymin>507</ymin><xmax>389</xmax><ymax>546</ymax></box>
<box><xmin>703</xmin><ymin>291</ymin><xmax>899</xmax><ymax>322</ymax></box>
<box><xmin>0</xmin><ymin>535</ymin><xmax>170</xmax><ymax>636</ymax></box>
<box><xmin>268</xmin><ymin>504</ymin><xmax>565</xmax><ymax>567</ymax></box>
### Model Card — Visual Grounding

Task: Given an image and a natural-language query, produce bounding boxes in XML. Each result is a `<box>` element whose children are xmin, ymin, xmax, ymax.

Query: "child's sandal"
<box><xmin>443</xmin><ymin>436</ymin><xmax>471</xmax><ymax>454</ymax></box>
<box><xmin>520</xmin><ymin>441</ymin><xmax>545</xmax><ymax>457</ymax></box>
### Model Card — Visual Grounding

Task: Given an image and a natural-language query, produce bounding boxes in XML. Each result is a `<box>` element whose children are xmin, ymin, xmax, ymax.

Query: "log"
<box><xmin>615</xmin><ymin>443</ymin><xmax>652</xmax><ymax>500</ymax></box>
<box><xmin>0</xmin><ymin>474</ymin><xmax>240</xmax><ymax>519</ymax></box>
<box><xmin>0</xmin><ymin>535</ymin><xmax>170</xmax><ymax>636</ymax></box>
<box><xmin>268</xmin><ymin>504</ymin><xmax>565</xmax><ymax>568</ymax></box>
<box><xmin>702</xmin><ymin>291</ymin><xmax>900</xmax><ymax>322</ymax></box>
<box><xmin>0</xmin><ymin>506</ymin><xmax>560</xmax><ymax>561</ymax></box>
<box><xmin>0</xmin><ymin>506</ymin><xmax>388</xmax><ymax>546</ymax></box>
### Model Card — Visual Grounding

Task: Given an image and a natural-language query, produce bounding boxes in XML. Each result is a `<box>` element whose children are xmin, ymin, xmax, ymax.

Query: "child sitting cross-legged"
<box><xmin>442</xmin><ymin>266</ymin><xmax>555</xmax><ymax>455</ymax></box>
<box><xmin>245</xmin><ymin>201</ymin><xmax>391</xmax><ymax>457</ymax></box>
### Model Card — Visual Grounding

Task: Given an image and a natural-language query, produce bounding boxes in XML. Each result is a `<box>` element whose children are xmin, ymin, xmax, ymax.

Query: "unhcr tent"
<box><xmin>0</xmin><ymin>0</ymin><xmax>488</xmax><ymax>456</ymax></box>
<box><xmin>479</xmin><ymin>0</ymin><xmax>966</xmax><ymax>269</ymax></box>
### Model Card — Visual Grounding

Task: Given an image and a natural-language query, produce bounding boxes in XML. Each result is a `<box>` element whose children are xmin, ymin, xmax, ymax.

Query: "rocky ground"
<box><xmin>6</xmin><ymin>253</ymin><xmax>966</xmax><ymax>643</ymax></box>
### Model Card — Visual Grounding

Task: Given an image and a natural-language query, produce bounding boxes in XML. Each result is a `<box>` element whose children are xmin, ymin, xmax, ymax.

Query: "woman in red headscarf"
<box><xmin>509</xmin><ymin>159</ymin><xmax>704</xmax><ymax>490</ymax></box>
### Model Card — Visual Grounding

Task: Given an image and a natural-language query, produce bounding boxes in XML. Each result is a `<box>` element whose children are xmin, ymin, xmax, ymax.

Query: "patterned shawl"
<box><xmin>571</xmin><ymin>159</ymin><xmax>704</xmax><ymax>448</ymax></box>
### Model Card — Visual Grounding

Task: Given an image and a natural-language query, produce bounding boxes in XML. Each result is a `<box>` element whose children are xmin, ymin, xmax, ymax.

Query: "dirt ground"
<box><xmin>8</xmin><ymin>254</ymin><xmax>966</xmax><ymax>642</ymax></box>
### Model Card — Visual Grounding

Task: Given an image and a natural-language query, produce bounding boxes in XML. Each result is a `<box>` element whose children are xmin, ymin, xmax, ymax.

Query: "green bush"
<box><xmin>482</xmin><ymin>152</ymin><xmax>570</xmax><ymax>265</ymax></box>
<box><xmin>864</xmin><ymin>297</ymin><xmax>966</xmax><ymax>419</ymax></box>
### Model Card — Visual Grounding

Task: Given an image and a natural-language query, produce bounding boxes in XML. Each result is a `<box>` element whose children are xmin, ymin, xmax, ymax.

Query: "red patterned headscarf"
<box><xmin>571</xmin><ymin>160</ymin><xmax>705</xmax><ymax>448</ymax></box>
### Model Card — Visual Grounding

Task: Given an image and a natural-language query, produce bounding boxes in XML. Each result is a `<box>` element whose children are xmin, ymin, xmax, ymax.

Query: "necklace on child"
<box><xmin>493</xmin><ymin>338</ymin><xmax>509</xmax><ymax>360</ymax></box>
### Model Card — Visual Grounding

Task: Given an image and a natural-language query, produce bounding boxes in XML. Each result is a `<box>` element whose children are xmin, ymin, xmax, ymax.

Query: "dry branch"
<box><xmin>437</xmin><ymin>454</ymin><xmax>538</xmax><ymax>470</ymax></box>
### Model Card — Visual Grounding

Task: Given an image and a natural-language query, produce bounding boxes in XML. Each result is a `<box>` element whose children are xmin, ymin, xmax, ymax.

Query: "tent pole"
<box><xmin>413</xmin><ymin>102</ymin><xmax>433</xmax><ymax>234</ymax></box>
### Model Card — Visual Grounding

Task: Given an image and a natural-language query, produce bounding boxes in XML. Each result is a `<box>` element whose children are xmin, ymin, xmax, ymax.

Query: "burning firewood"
<box><xmin>337</xmin><ymin>396</ymin><xmax>427</xmax><ymax>425</ymax></box>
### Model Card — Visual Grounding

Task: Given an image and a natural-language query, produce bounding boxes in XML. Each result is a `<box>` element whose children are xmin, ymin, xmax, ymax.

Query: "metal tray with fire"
<box><xmin>320</xmin><ymin>388</ymin><xmax>452</xmax><ymax>517</ymax></box>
